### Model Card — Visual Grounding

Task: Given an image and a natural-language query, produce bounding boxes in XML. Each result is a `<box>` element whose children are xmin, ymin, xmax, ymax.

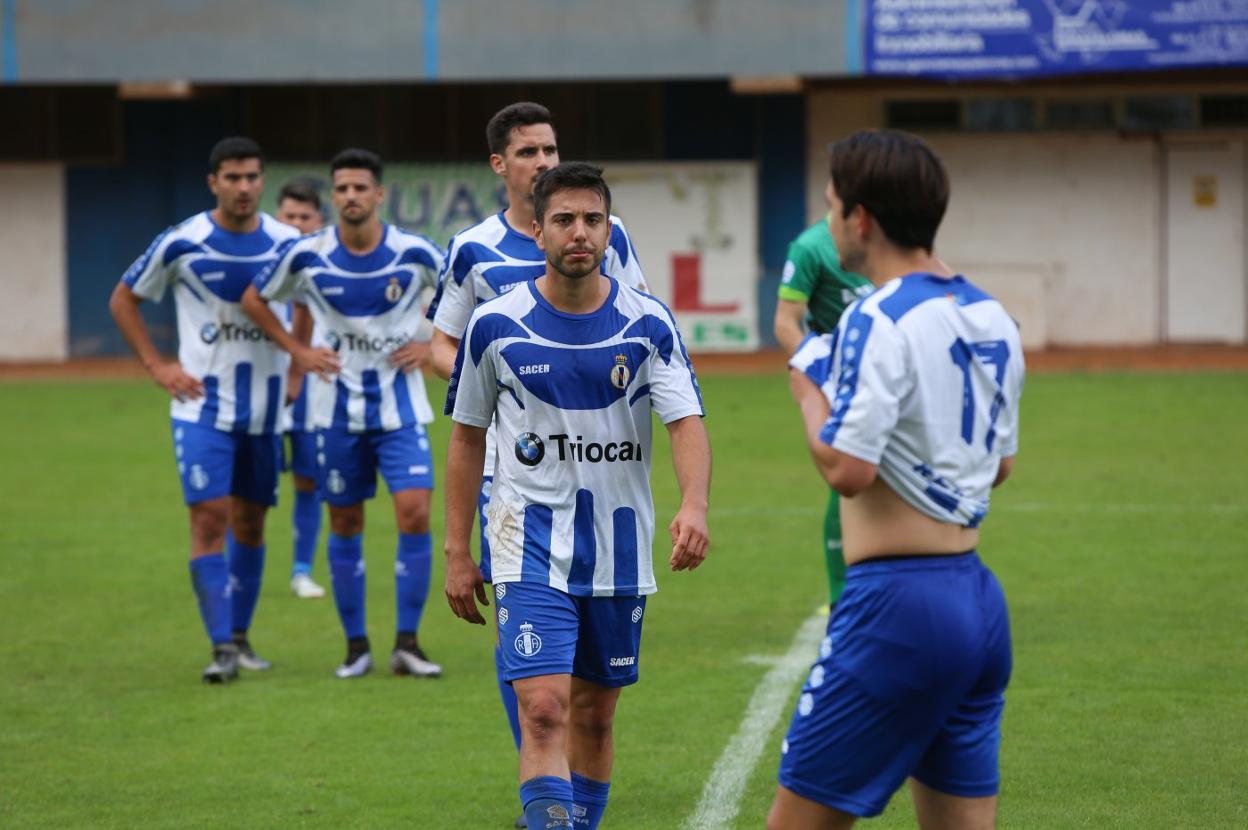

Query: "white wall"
<box><xmin>808</xmin><ymin>91</ymin><xmax>1170</xmax><ymax>347</ymax></box>
<box><xmin>0</xmin><ymin>164</ymin><xmax>68</xmax><ymax>360</ymax></box>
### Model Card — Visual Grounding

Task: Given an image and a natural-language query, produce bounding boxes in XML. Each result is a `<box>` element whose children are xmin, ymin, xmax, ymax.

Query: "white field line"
<box><xmin>714</xmin><ymin>502</ymin><xmax>1246</xmax><ymax>518</ymax></box>
<box><xmin>684</xmin><ymin>611</ymin><xmax>827</xmax><ymax>830</ymax></box>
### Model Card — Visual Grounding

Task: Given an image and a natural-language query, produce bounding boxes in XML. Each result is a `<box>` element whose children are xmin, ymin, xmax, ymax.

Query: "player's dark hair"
<box><xmin>277</xmin><ymin>178</ymin><xmax>321</xmax><ymax>210</ymax></box>
<box><xmin>828</xmin><ymin>129</ymin><xmax>949</xmax><ymax>253</ymax></box>
<box><xmin>330</xmin><ymin>148</ymin><xmax>383</xmax><ymax>182</ymax></box>
<box><xmin>486</xmin><ymin>102</ymin><xmax>555</xmax><ymax>156</ymax></box>
<box><xmin>533</xmin><ymin>162</ymin><xmax>612</xmax><ymax>224</ymax></box>
<box><xmin>208</xmin><ymin>136</ymin><xmax>264</xmax><ymax>174</ymax></box>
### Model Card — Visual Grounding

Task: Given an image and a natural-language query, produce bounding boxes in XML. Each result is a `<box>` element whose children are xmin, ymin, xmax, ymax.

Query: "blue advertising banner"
<box><xmin>864</xmin><ymin>0</ymin><xmax>1248</xmax><ymax>78</ymax></box>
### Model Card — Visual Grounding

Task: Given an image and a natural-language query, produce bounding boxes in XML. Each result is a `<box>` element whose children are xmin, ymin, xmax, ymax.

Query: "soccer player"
<box><xmin>444</xmin><ymin>162</ymin><xmax>711</xmax><ymax>830</ymax></box>
<box><xmin>108</xmin><ymin>136</ymin><xmax>299</xmax><ymax>683</ymax></box>
<box><xmin>243</xmin><ymin>148</ymin><xmax>445</xmax><ymax>679</ymax></box>
<box><xmin>773</xmin><ymin>209</ymin><xmax>873</xmax><ymax>614</ymax></box>
<box><xmin>768</xmin><ymin>130</ymin><xmax>1023</xmax><ymax>830</ymax></box>
<box><xmin>274</xmin><ymin>179</ymin><xmax>329</xmax><ymax>599</ymax></box>
<box><xmin>426</xmin><ymin>101</ymin><xmax>650</xmax><ymax>777</ymax></box>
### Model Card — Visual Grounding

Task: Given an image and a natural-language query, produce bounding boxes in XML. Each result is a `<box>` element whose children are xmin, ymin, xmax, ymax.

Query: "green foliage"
<box><xmin>0</xmin><ymin>373</ymin><xmax>1245</xmax><ymax>828</ymax></box>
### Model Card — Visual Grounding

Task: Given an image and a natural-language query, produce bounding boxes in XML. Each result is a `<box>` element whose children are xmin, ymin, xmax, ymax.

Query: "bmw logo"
<box><xmin>514</xmin><ymin>432</ymin><xmax>545</xmax><ymax>467</ymax></box>
<box><xmin>325</xmin><ymin>331</ymin><xmax>342</xmax><ymax>352</ymax></box>
<box><xmin>200</xmin><ymin>323</ymin><xmax>220</xmax><ymax>344</ymax></box>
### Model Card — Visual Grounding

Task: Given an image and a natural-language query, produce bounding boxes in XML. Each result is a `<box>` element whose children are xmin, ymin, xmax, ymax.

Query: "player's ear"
<box><xmin>207</xmin><ymin>172</ymin><xmax>218</xmax><ymax>195</ymax></box>
<box><xmin>375</xmin><ymin>183</ymin><xmax>386</xmax><ymax>204</ymax></box>
<box><xmin>533</xmin><ymin>220</ymin><xmax>545</xmax><ymax>251</ymax></box>
<box><xmin>489</xmin><ymin>153</ymin><xmax>506</xmax><ymax>176</ymax></box>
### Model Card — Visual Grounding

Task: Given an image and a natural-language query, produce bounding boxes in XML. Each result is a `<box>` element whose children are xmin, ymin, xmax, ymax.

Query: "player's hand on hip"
<box><xmin>444</xmin><ymin>549</ymin><xmax>488</xmax><ymax>625</ymax></box>
<box><xmin>295</xmin><ymin>345</ymin><xmax>341</xmax><ymax>381</ymax></box>
<box><xmin>390</xmin><ymin>340</ymin><xmax>431</xmax><ymax>373</ymax></box>
<box><xmin>151</xmin><ymin>361</ymin><xmax>204</xmax><ymax>402</ymax></box>
<box><xmin>668</xmin><ymin>505</ymin><xmax>709</xmax><ymax>572</ymax></box>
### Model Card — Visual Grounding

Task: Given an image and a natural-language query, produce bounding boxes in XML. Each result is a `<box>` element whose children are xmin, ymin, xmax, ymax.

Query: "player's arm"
<box><xmin>774</xmin><ymin>298</ymin><xmax>810</xmax><ymax>356</ymax></box>
<box><xmin>993</xmin><ymin>457</ymin><xmax>1015</xmax><ymax>487</ymax></box>
<box><xmin>444</xmin><ymin>420</ymin><xmax>488</xmax><ymax>624</ymax></box>
<box><xmin>240</xmin><ymin>285</ymin><xmax>339</xmax><ymax>380</ymax></box>
<box><xmin>789</xmin><ymin>368</ymin><xmax>877</xmax><ymax>497</ymax></box>
<box><xmin>430</xmin><ymin>329</ymin><xmax>460</xmax><ymax>380</ymax></box>
<box><xmin>391</xmin><ymin>242</ymin><xmax>445</xmax><ymax>373</ymax></box>
<box><xmin>665</xmin><ymin>414</ymin><xmax>711</xmax><ymax>572</ymax></box>
<box><xmin>108</xmin><ymin>281</ymin><xmax>204</xmax><ymax>401</ymax></box>
<box><xmin>442</xmin><ymin>316</ymin><xmax>499</xmax><ymax>624</ymax></box>
<box><xmin>285</xmin><ymin>302</ymin><xmax>314</xmax><ymax>404</ymax></box>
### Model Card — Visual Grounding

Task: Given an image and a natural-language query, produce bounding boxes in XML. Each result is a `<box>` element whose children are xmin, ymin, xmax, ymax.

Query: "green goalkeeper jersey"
<box><xmin>777</xmin><ymin>216</ymin><xmax>873</xmax><ymax>334</ymax></box>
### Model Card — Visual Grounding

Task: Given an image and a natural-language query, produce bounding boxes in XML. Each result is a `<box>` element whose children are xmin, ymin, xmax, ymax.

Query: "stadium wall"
<box><xmin>0</xmin><ymin>164</ymin><xmax>67</xmax><ymax>360</ymax></box>
<box><xmin>807</xmin><ymin>84</ymin><xmax>1248</xmax><ymax>348</ymax></box>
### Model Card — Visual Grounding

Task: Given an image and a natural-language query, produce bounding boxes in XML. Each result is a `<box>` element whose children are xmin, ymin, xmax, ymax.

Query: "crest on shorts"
<box><xmin>609</xmin><ymin>354</ymin><xmax>630</xmax><ymax>390</ymax></box>
<box><xmin>514</xmin><ymin>622</ymin><xmax>542</xmax><ymax>657</ymax></box>
<box><xmin>384</xmin><ymin>277</ymin><xmax>403</xmax><ymax>303</ymax></box>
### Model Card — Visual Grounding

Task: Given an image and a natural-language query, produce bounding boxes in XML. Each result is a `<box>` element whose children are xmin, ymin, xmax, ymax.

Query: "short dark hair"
<box><xmin>277</xmin><ymin>178</ymin><xmax>321</xmax><ymax>210</ymax></box>
<box><xmin>533</xmin><ymin>162</ymin><xmax>612</xmax><ymax>224</ymax></box>
<box><xmin>208</xmin><ymin>136</ymin><xmax>264</xmax><ymax>174</ymax></box>
<box><xmin>330</xmin><ymin>148</ymin><xmax>383</xmax><ymax>182</ymax></box>
<box><xmin>828</xmin><ymin>129</ymin><xmax>949</xmax><ymax>253</ymax></box>
<box><xmin>486</xmin><ymin>102</ymin><xmax>554</xmax><ymax>156</ymax></box>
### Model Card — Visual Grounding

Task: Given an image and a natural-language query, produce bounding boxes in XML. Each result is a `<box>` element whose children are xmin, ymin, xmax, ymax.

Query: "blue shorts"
<box><xmin>494</xmin><ymin>582</ymin><xmax>647</xmax><ymax>688</ymax></box>
<box><xmin>317</xmin><ymin>424</ymin><xmax>434</xmax><ymax>507</ymax></box>
<box><xmin>286</xmin><ymin>430</ymin><xmax>319</xmax><ymax>480</ymax></box>
<box><xmin>171</xmin><ymin>419</ymin><xmax>281</xmax><ymax>507</ymax></box>
<box><xmin>478</xmin><ymin>475</ymin><xmax>494</xmax><ymax>582</ymax></box>
<box><xmin>778</xmin><ymin>552</ymin><xmax>1011</xmax><ymax>817</ymax></box>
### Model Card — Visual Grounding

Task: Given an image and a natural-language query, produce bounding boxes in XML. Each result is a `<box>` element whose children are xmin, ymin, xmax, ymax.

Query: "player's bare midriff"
<box><xmin>840</xmin><ymin>476</ymin><xmax>979</xmax><ymax>564</ymax></box>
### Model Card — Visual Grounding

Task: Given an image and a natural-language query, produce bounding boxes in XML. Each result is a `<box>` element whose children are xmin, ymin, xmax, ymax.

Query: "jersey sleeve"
<box><xmin>817</xmin><ymin>304</ymin><xmax>911</xmax><ymax>464</ymax></box>
<box><xmin>120</xmin><ymin>227</ymin><xmax>180</xmax><ymax>302</ymax></box>
<box><xmin>605</xmin><ymin>219</ymin><xmax>649</xmax><ymax>292</ymax></box>
<box><xmin>647</xmin><ymin>304</ymin><xmax>705</xmax><ymax>424</ymax></box>
<box><xmin>446</xmin><ymin>308</ymin><xmax>500</xmax><ymax>427</ymax></box>
<box><xmin>777</xmin><ymin>236</ymin><xmax>818</xmax><ymax>304</ymax></box>
<box><xmin>429</xmin><ymin>234</ymin><xmax>478</xmax><ymax>339</ymax></box>
<box><xmin>788</xmin><ymin>330</ymin><xmax>838</xmax><ymax>388</ymax></box>
<box><xmin>254</xmin><ymin>237</ymin><xmax>305</xmax><ymax>303</ymax></box>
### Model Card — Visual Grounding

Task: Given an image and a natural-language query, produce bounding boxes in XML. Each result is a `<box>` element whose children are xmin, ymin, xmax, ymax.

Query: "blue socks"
<box><xmin>520</xmin><ymin>776</ymin><xmax>574</xmax><ymax>829</ymax></box>
<box><xmin>328</xmin><ymin>533</ymin><xmax>366</xmax><ymax>640</ymax></box>
<box><xmin>189</xmin><ymin>553</ymin><xmax>232</xmax><ymax>646</ymax></box>
<box><xmin>291</xmin><ymin>489</ymin><xmax>322</xmax><ymax>577</ymax></box>
<box><xmin>495</xmin><ymin>644</ymin><xmax>522</xmax><ymax>749</ymax></box>
<box><xmin>395</xmin><ymin>532</ymin><xmax>432</xmax><ymax>633</ymax></box>
<box><xmin>571</xmin><ymin>773</ymin><xmax>610</xmax><ymax>829</ymax></box>
<box><xmin>226</xmin><ymin>532</ymin><xmax>265</xmax><ymax>634</ymax></box>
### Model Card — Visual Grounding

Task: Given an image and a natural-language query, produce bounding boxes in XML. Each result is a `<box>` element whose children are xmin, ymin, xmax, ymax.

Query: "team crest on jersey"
<box><xmin>188</xmin><ymin>464</ymin><xmax>210</xmax><ymax>491</ymax></box>
<box><xmin>384</xmin><ymin>277</ymin><xmax>403</xmax><ymax>303</ymax></box>
<box><xmin>609</xmin><ymin>354</ymin><xmax>631</xmax><ymax>390</ymax></box>
<box><xmin>514</xmin><ymin>622</ymin><xmax>542</xmax><ymax>657</ymax></box>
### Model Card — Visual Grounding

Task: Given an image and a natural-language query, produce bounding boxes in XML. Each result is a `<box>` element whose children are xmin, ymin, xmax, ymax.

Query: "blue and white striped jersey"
<box><xmin>447</xmin><ymin>279</ymin><xmax>704</xmax><ymax>597</ymax></box>
<box><xmin>791</xmin><ymin>273</ymin><xmax>1024</xmax><ymax>528</ymax></box>
<box><xmin>122</xmin><ymin>212</ymin><xmax>299</xmax><ymax>435</ymax></box>
<box><xmin>428</xmin><ymin>211</ymin><xmax>648</xmax><ymax>476</ymax></box>
<box><xmin>256</xmin><ymin>224</ymin><xmax>444</xmax><ymax>433</ymax></box>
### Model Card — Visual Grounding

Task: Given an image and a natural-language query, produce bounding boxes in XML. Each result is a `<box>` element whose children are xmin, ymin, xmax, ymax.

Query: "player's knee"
<box><xmin>329</xmin><ymin>508</ymin><xmax>364</xmax><ymax>537</ymax></box>
<box><xmin>230</xmin><ymin>510</ymin><xmax>265</xmax><ymax>546</ymax></box>
<box><xmin>190</xmin><ymin>502</ymin><xmax>228</xmax><ymax>548</ymax></box>
<box><xmin>571</xmin><ymin>701</ymin><xmax>615</xmax><ymax>744</ymax></box>
<box><xmin>519</xmin><ymin>689</ymin><xmax>570</xmax><ymax>741</ymax></box>
<box><xmin>395</xmin><ymin>498</ymin><xmax>430</xmax><ymax>534</ymax></box>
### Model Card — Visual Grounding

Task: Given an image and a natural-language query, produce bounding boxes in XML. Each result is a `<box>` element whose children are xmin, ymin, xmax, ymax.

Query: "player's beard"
<box><xmin>551</xmin><ymin>246</ymin><xmax>604</xmax><ymax>280</ymax></box>
<box><xmin>339</xmin><ymin>204</ymin><xmax>373</xmax><ymax>226</ymax></box>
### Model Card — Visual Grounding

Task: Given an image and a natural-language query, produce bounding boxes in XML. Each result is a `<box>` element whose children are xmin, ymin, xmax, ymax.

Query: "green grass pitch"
<box><xmin>1</xmin><ymin>371</ymin><xmax>1245</xmax><ymax>828</ymax></box>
